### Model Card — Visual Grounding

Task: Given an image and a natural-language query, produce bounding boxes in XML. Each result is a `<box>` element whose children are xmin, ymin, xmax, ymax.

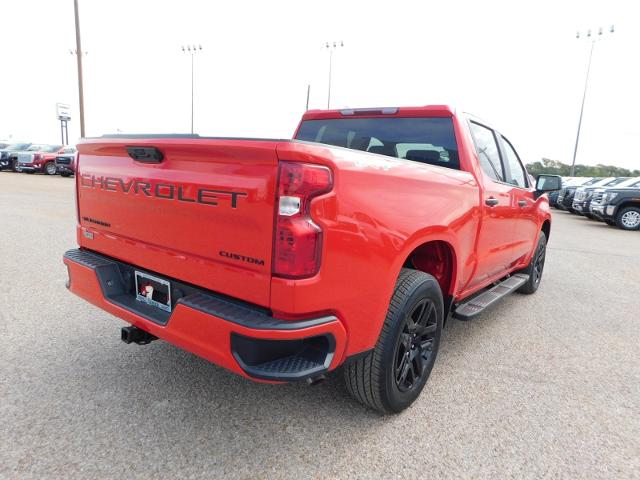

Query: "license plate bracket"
<box><xmin>134</xmin><ymin>270</ymin><xmax>172</xmax><ymax>313</ymax></box>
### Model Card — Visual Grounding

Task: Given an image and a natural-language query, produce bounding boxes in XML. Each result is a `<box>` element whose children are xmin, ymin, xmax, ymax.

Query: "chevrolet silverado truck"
<box><xmin>590</xmin><ymin>179</ymin><xmax>640</xmax><ymax>230</ymax></box>
<box><xmin>63</xmin><ymin>106</ymin><xmax>561</xmax><ymax>413</ymax></box>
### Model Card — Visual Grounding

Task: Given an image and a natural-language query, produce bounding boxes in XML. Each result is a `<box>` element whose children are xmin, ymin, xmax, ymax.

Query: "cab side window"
<box><xmin>501</xmin><ymin>136</ymin><xmax>528</xmax><ymax>188</ymax></box>
<box><xmin>469</xmin><ymin>122</ymin><xmax>505</xmax><ymax>182</ymax></box>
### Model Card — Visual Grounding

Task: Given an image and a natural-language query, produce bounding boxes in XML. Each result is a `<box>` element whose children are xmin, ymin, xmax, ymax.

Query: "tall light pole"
<box><xmin>570</xmin><ymin>25</ymin><xmax>614</xmax><ymax>176</ymax></box>
<box><xmin>181</xmin><ymin>44</ymin><xmax>203</xmax><ymax>134</ymax></box>
<box><xmin>325</xmin><ymin>41</ymin><xmax>344</xmax><ymax>109</ymax></box>
<box><xmin>73</xmin><ymin>0</ymin><xmax>86</xmax><ymax>137</ymax></box>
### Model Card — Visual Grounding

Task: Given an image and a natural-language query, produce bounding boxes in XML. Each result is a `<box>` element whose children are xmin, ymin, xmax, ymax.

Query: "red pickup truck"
<box><xmin>63</xmin><ymin>106</ymin><xmax>561</xmax><ymax>413</ymax></box>
<box><xmin>14</xmin><ymin>144</ymin><xmax>65</xmax><ymax>174</ymax></box>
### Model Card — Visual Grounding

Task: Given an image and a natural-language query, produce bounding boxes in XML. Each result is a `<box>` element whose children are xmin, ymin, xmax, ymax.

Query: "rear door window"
<box><xmin>295</xmin><ymin>117</ymin><xmax>460</xmax><ymax>170</ymax></box>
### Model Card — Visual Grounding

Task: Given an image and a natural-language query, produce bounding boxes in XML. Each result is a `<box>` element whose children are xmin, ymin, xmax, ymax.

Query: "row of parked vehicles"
<box><xmin>551</xmin><ymin>176</ymin><xmax>640</xmax><ymax>231</ymax></box>
<box><xmin>0</xmin><ymin>142</ymin><xmax>76</xmax><ymax>177</ymax></box>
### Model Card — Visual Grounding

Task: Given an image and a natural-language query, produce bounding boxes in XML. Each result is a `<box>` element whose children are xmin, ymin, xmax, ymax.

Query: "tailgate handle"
<box><xmin>126</xmin><ymin>146</ymin><xmax>164</xmax><ymax>163</ymax></box>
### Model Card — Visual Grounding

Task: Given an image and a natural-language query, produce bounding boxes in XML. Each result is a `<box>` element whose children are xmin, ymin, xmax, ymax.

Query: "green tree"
<box><xmin>526</xmin><ymin>158</ymin><xmax>640</xmax><ymax>177</ymax></box>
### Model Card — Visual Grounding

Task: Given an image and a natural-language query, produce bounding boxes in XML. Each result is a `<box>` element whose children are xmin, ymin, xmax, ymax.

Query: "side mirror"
<box><xmin>535</xmin><ymin>174</ymin><xmax>562</xmax><ymax>196</ymax></box>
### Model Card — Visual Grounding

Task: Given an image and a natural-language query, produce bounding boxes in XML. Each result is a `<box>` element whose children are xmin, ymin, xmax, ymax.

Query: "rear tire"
<box><xmin>343</xmin><ymin>268</ymin><xmax>443</xmax><ymax>414</ymax></box>
<box><xmin>61</xmin><ymin>172</ymin><xmax>71</xmax><ymax>178</ymax></box>
<box><xmin>615</xmin><ymin>206</ymin><xmax>640</xmax><ymax>231</ymax></box>
<box><xmin>517</xmin><ymin>231</ymin><xmax>547</xmax><ymax>294</ymax></box>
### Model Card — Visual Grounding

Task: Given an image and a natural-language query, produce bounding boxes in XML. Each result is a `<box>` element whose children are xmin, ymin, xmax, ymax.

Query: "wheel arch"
<box><xmin>616</xmin><ymin>200</ymin><xmax>640</xmax><ymax>213</ymax></box>
<box><xmin>541</xmin><ymin>218</ymin><xmax>551</xmax><ymax>241</ymax></box>
<box><xmin>401</xmin><ymin>240</ymin><xmax>457</xmax><ymax>298</ymax></box>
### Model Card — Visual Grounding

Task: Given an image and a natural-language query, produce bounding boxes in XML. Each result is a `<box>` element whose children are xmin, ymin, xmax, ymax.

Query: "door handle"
<box><xmin>518</xmin><ymin>200</ymin><xmax>527</xmax><ymax>207</ymax></box>
<box><xmin>485</xmin><ymin>197</ymin><xmax>499</xmax><ymax>207</ymax></box>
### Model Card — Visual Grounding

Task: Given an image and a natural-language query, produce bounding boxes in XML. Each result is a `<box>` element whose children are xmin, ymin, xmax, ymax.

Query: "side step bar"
<box><xmin>452</xmin><ymin>273</ymin><xmax>529</xmax><ymax>321</ymax></box>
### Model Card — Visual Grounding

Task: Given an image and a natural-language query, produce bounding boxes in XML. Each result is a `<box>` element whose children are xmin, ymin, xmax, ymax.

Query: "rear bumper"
<box><xmin>63</xmin><ymin>248</ymin><xmax>347</xmax><ymax>382</ymax></box>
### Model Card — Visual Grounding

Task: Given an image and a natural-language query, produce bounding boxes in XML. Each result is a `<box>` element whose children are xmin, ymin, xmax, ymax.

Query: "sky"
<box><xmin>1</xmin><ymin>0</ymin><xmax>639</xmax><ymax>170</ymax></box>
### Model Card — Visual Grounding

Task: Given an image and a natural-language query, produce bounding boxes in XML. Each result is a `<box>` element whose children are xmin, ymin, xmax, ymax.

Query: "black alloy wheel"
<box><xmin>394</xmin><ymin>298</ymin><xmax>438</xmax><ymax>392</ymax></box>
<box><xmin>517</xmin><ymin>231</ymin><xmax>547</xmax><ymax>294</ymax></box>
<box><xmin>532</xmin><ymin>238</ymin><xmax>546</xmax><ymax>286</ymax></box>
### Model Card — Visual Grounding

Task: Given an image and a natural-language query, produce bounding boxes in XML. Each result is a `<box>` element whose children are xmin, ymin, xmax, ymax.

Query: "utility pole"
<box><xmin>325</xmin><ymin>41</ymin><xmax>344</xmax><ymax>109</ymax></box>
<box><xmin>181</xmin><ymin>45</ymin><xmax>203</xmax><ymax>134</ymax></box>
<box><xmin>570</xmin><ymin>26</ymin><xmax>614</xmax><ymax>176</ymax></box>
<box><xmin>73</xmin><ymin>0</ymin><xmax>86</xmax><ymax>137</ymax></box>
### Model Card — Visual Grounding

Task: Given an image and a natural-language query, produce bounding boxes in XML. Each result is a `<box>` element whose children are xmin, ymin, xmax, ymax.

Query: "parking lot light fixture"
<box><xmin>570</xmin><ymin>25</ymin><xmax>615</xmax><ymax>176</ymax></box>
<box><xmin>182</xmin><ymin>44</ymin><xmax>203</xmax><ymax>134</ymax></box>
<box><xmin>325</xmin><ymin>41</ymin><xmax>344</xmax><ymax>109</ymax></box>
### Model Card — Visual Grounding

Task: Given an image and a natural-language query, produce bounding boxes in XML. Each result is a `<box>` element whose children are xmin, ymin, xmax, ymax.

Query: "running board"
<box><xmin>453</xmin><ymin>273</ymin><xmax>529</xmax><ymax>320</ymax></box>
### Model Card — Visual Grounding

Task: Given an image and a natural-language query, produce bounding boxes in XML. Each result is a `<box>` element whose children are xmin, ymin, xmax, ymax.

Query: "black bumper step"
<box><xmin>453</xmin><ymin>273</ymin><xmax>529</xmax><ymax>320</ymax></box>
<box><xmin>231</xmin><ymin>334</ymin><xmax>335</xmax><ymax>382</ymax></box>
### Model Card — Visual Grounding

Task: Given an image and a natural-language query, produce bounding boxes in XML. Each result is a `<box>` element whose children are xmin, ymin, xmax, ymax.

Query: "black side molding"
<box><xmin>126</xmin><ymin>146</ymin><xmax>163</xmax><ymax>163</ymax></box>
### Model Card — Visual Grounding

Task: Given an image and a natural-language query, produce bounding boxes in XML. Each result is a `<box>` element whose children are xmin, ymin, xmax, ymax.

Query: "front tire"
<box><xmin>517</xmin><ymin>231</ymin><xmax>547</xmax><ymax>294</ymax></box>
<box><xmin>344</xmin><ymin>269</ymin><xmax>443</xmax><ymax>414</ymax></box>
<box><xmin>616</xmin><ymin>206</ymin><xmax>640</xmax><ymax>231</ymax></box>
<box><xmin>44</xmin><ymin>162</ymin><xmax>57</xmax><ymax>175</ymax></box>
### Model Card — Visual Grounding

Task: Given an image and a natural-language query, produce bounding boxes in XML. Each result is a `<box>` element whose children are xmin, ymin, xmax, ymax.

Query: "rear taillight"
<box><xmin>273</xmin><ymin>161</ymin><xmax>333</xmax><ymax>278</ymax></box>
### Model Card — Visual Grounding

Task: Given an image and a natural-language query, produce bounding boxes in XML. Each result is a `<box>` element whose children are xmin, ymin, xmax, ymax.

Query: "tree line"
<box><xmin>526</xmin><ymin>158</ymin><xmax>640</xmax><ymax>177</ymax></box>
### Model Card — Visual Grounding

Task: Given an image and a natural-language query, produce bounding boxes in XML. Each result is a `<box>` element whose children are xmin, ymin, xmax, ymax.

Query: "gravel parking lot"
<box><xmin>1</xmin><ymin>173</ymin><xmax>639</xmax><ymax>479</ymax></box>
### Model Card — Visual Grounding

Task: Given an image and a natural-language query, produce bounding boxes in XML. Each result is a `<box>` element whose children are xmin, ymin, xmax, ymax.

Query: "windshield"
<box><xmin>5</xmin><ymin>143</ymin><xmax>31</xmax><ymax>151</ymax></box>
<box><xmin>583</xmin><ymin>178</ymin><xmax>603</xmax><ymax>186</ymax></box>
<box><xmin>602</xmin><ymin>177</ymin><xmax>629</xmax><ymax>187</ymax></box>
<box><xmin>617</xmin><ymin>178</ymin><xmax>640</xmax><ymax>188</ymax></box>
<box><xmin>295</xmin><ymin>117</ymin><xmax>460</xmax><ymax>170</ymax></box>
<box><xmin>42</xmin><ymin>145</ymin><xmax>63</xmax><ymax>153</ymax></box>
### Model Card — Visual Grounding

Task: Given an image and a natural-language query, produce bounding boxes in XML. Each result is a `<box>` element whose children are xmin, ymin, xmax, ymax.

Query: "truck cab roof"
<box><xmin>301</xmin><ymin>105</ymin><xmax>457</xmax><ymax>121</ymax></box>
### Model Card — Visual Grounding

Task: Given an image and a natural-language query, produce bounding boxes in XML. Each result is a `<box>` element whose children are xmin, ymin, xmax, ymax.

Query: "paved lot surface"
<box><xmin>1</xmin><ymin>172</ymin><xmax>639</xmax><ymax>479</ymax></box>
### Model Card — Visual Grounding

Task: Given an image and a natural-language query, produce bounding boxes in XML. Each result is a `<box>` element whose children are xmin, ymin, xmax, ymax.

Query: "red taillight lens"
<box><xmin>273</xmin><ymin>162</ymin><xmax>333</xmax><ymax>278</ymax></box>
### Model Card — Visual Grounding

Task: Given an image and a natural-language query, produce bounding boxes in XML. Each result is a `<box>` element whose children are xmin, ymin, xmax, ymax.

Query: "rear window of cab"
<box><xmin>295</xmin><ymin>117</ymin><xmax>459</xmax><ymax>170</ymax></box>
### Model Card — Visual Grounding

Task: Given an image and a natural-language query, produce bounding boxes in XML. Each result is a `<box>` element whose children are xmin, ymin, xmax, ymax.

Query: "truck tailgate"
<box><xmin>76</xmin><ymin>137</ymin><xmax>281</xmax><ymax>307</ymax></box>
